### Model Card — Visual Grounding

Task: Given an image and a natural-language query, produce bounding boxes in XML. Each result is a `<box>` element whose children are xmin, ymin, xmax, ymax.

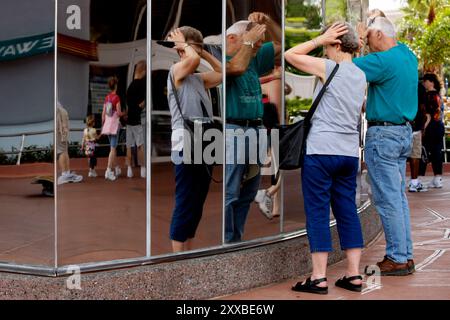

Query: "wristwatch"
<box><xmin>243</xmin><ymin>41</ymin><xmax>254</xmax><ymax>48</ymax></box>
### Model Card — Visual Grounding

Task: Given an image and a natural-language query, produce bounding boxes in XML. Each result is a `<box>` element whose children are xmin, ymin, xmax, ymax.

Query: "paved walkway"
<box><xmin>225</xmin><ymin>172</ymin><xmax>450</xmax><ymax>300</ymax></box>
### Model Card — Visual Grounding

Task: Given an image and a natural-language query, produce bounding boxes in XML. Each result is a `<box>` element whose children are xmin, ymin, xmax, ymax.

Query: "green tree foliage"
<box><xmin>399</xmin><ymin>1</ymin><xmax>450</xmax><ymax>71</ymax></box>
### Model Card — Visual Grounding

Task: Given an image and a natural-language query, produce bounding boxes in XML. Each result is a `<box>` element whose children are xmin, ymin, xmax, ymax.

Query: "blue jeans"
<box><xmin>225</xmin><ymin>123</ymin><xmax>263</xmax><ymax>243</ymax></box>
<box><xmin>302</xmin><ymin>155</ymin><xmax>364</xmax><ymax>252</ymax></box>
<box><xmin>108</xmin><ymin>134</ymin><xmax>118</xmax><ymax>148</ymax></box>
<box><xmin>364</xmin><ymin>125</ymin><xmax>413</xmax><ymax>263</ymax></box>
<box><xmin>170</xmin><ymin>160</ymin><xmax>212</xmax><ymax>242</ymax></box>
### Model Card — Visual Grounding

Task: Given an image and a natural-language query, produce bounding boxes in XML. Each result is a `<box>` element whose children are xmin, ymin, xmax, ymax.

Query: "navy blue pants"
<box><xmin>420</xmin><ymin>121</ymin><xmax>445</xmax><ymax>176</ymax></box>
<box><xmin>170</xmin><ymin>163</ymin><xmax>212</xmax><ymax>242</ymax></box>
<box><xmin>302</xmin><ymin>155</ymin><xmax>364</xmax><ymax>253</ymax></box>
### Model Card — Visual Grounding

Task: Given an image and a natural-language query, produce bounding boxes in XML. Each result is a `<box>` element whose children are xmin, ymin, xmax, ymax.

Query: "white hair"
<box><xmin>368</xmin><ymin>17</ymin><xmax>396</xmax><ymax>38</ymax></box>
<box><xmin>226</xmin><ymin>20</ymin><xmax>251</xmax><ymax>36</ymax></box>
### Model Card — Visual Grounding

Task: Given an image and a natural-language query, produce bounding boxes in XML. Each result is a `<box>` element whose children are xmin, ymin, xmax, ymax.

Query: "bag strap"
<box><xmin>170</xmin><ymin>72</ymin><xmax>211</xmax><ymax>119</ymax></box>
<box><xmin>304</xmin><ymin>63</ymin><xmax>340</xmax><ymax>126</ymax></box>
<box><xmin>170</xmin><ymin>72</ymin><xmax>222</xmax><ymax>183</ymax></box>
<box><xmin>169</xmin><ymin>72</ymin><xmax>188</xmax><ymax>121</ymax></box>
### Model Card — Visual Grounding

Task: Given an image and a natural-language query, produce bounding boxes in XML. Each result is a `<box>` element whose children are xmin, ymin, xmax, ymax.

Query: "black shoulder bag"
<box><xmin>169</xmin><ymin>74</ymin><xmax>223</xmax><ymax>167</ymax></box>
<box><xmin>277</xmin><ymin>63</ymin><xmax>339</xmax><ymax>170</ymax></box>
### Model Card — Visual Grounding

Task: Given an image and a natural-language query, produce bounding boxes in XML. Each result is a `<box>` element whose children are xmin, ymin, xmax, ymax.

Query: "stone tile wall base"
<box><xmin>0</xmin><ymin>205</ymin><xmax>381</xmax><ymax>300</ymax></box>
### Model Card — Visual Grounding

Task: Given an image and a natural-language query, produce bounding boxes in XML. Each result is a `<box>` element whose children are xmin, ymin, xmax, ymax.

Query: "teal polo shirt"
<box><xmin>226</xmin><ymin>42</ymin><xmax>275</xmax><ymax>120</ymax></box>
<box><xmin>353</xmin><ymin>42</ymin><xmax>418</xmax><ymax>124</ymax></box>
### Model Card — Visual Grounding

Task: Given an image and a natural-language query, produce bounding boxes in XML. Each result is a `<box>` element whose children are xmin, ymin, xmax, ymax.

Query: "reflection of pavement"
<box><xmin>225</xmin><ymin>170</ymin><xmax>450</xmax><ymax>300</ymax></box>
<box><xmin>0</xmin><ymin>159</ymin><xmax>306</xmax><ymax>267</ymax></box>
<box><xmin>57</xmin><ymin>171</ymin><xmax>147</xmax><ymax>265</ymax></box>
<box><xmin>0</xmin><ymin>177</ymin><xmax>54</xmax><ymax>266</ymax></box>
<box><xmin>151</xmin><ymin>163</ymin><xmax>306</xmax><ymax>255</ymax></box>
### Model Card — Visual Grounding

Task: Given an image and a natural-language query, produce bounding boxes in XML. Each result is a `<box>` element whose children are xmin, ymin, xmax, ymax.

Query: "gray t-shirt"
<box><xmin>306</xmin><ymin>59</ymin><xmax>366</xmax><ymax>158</ymax></box>
<box><xmin>167</xmin><ymin>68</ymin><xmax>213</xmax><ymax>151</ymax></box>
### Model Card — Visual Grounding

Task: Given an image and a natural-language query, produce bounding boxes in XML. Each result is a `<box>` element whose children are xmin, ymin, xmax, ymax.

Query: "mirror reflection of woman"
<box><xmin>166</xmin><ymin>27</ymin><xmax>222</xmax><ymax>252</ymax></box>
<box><xmin>101</xmin><ymin>76</ymin><xmax>125</xmax><ymax>181</ymax></box>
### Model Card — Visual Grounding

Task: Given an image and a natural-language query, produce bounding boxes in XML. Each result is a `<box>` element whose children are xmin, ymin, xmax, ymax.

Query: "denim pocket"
<box><xmin>376</xmin><ymin>131</ymin><xmax>403</xmax><ymax>160</ymax></box>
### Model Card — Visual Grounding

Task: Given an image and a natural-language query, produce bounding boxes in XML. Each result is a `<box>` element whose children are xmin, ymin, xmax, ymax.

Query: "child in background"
<box><xmin>82</xmin><ymin>115</ymin><xmax>99</xmax><ymax>178</ymax></box>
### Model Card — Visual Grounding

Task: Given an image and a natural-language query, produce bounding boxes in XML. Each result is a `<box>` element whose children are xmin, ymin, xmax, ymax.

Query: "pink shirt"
<box><xmin>101</xmin><ymin>92</ymin><xmax>122</xmax><ymax>135</ymax></box>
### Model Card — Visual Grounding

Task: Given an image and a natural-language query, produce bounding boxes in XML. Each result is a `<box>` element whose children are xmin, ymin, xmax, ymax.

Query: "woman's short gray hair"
<box><xmin>322</xmin><ymin>22</ymin><xmax>359</xmax><ymax>54</ymax></box>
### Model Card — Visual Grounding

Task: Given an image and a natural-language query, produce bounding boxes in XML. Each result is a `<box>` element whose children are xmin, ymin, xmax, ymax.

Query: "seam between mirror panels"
<box><xmin>280</xmin><ymin>0</ymin><xmax>285</xmax><ymax>235</ymax></box>
<box><xmin>147</xmin><ymin>0</ymin><xmax>152</xmax><ymax>258</ymax></box>
<box><xmin>221</xmin><ymin>0</ymin><xmax>226</xmax><ymax>246</ymax></box>
<box><xmin>54</xmin><ymin>0</ymin><xmax>58</xmax><ymax>270</ymax></box>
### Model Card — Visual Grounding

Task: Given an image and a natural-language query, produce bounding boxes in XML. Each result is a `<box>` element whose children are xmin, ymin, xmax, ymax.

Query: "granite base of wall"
<box><xmin>0</xmin><ymin>204</ymin><xmax>381</xmax><ymax>300</ymax></box>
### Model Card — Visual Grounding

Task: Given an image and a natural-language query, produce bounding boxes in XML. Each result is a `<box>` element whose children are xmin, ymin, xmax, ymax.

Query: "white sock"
<box><xmin>411</xmin><ymin>179</ymin><xmax>419</xmax><ymax>185</ymax></box>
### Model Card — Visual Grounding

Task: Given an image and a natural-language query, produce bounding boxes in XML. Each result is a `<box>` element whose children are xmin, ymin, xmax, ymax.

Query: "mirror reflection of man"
<box><xmin>225</xmin><ymin>12</ymin><xmax>281</xmax><ymax>243</ymax></box>
<box><xmin>56</xmin><ymin>102</ymin><xmax>83</xmax><ymax>185</ymax></box>
<box><xmin>125</xmin><ymin>60</ymin><xmax>147</xmax><ymax>178</ymax></box>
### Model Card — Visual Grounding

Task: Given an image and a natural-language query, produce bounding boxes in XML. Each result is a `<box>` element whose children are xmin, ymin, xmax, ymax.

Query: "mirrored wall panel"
<box><xmin>282</xmin><ymin>0</ymin><xmax>323</xmax><ymax>233</ymax></box>
<box><xmin>151</xmin><ymin>0</ymin><xmax>224</xmax><ymax>255</ymax></box>
<box><xmin>225</xmin><ymin>0</ymin><xmax>283</xmax><ymax>243</ymax></box>
<box><xmin>324</xmin><ymin>0</ymin><xmax>370</xmax><ymax>208</ymax></box>
<box><xmin>0</xmin><ymin>0</ymin><xmax>55</xmax><ymax>266</ymax></box>
<box><xmin>283</xmin><ymin>0</ymin><xmax>370</xmax><ymax>235</ymax></box>
<box><xmin>56</xmin><ymin>0</ymin><xmax>147</xmax><ymax>265</ymax></box>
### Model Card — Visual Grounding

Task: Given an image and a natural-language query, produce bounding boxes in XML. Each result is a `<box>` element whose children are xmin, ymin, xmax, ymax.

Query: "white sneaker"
<box><xmin>409</xmin><ymin>181</ymin><xmax>428</xmax><ymax>192</ymax></box>
<box><xmin>429</xmin><ymin>176</ymin><xmax>443</xmax><ymax>188</ymax></box>
<box><xmin>57</xmin><ymin>172</ymin><xmax>83</xmax><ymax>185</ymax></box>
<box><xmin>88</xmin><ymin>169</ymin><xmax>97</xmax><ymax>178</ymax></box>
<box><xmin>255</xmin><ymin>190</ymin><xmax>273</xmax><ymax>220</ymax></box>
<box><xmin>115</xmin><ymin>166</ymin><xmax>122</xmax><ymax>177</ymax></box>
<box><xmin>140</xmin><ymin>166</ymin><xmax>146</xmax><ymax>178</ymax></box>
<box><xmin>127</xmin><ymin>166</ymin><xmax>133</xmax><ymax>178</ymax></box>
<box><xmin>105</xmin><ymin>170</ymin><xmax>117</xmax><ymax>181</ymax></box>
<box><xmin>254</xmin><ymin>189</ymin><xmax>265</xmax><ymax>203</ymax></box>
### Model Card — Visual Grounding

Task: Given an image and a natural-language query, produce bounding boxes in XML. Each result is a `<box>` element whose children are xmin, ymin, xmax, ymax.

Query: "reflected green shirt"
<box><xmin>353</xmin><ymin>42</ymin><xmax>418</xmax><ymax>124</ymax></box>
<box><xmin>226</xmin><ymin>42</ymin><xmax>275</xmax><ymax>120</ymax></box>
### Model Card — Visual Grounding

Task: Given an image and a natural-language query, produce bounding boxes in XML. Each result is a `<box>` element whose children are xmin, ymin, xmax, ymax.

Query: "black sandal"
<box><xmin>291</xmin><ymin>277</ymin><xmax>328</xmax><ymax>295</ymax></box>
<box><xmin>335</xmin><ymin>275</ymin><xmax>363</xmax><ymax>292</ymax></box>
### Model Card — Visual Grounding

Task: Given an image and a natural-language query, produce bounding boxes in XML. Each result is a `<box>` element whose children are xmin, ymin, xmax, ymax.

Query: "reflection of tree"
<box><xmin>286</xmin><ymin>0</ymin><xmax>321</xmax><ymax>29</ymax></box>
<box><xmin>325</xmin><ymin>0</ymin><xmax>347</xmax><ymax>23</ymax></box>
<box><xmin>0</xmin><ymin>145</ymin><xmax>54</xmax><ymax>165</ymax></box>
<box><xmin>325</xmin><ymin>0</ymin><xmax>367</xmax><ymax>25</ymax></box>
<box><xmin>285</xmin><ymin>0</ymin><xmax>368</xmax><ymax>74</ymax></box>
<box><xmin>285</xmin><ymin>0</ymin><xmax>322</xmax><ymax>75</ymax></box>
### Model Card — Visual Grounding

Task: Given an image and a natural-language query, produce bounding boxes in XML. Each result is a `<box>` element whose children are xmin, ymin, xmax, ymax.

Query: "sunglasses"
<box><xmin>367</xmin><ymin>16</ymin><xmax>378</xmax><ymax>27</ymax></box>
